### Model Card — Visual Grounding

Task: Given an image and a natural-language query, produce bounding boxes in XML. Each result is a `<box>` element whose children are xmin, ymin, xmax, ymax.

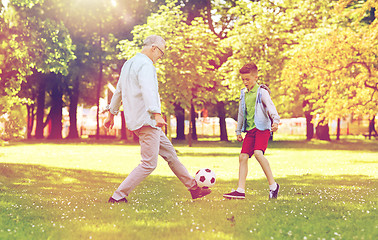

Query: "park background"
<box><xmin>0</xmin><ymin>0</ymin><xmax>377</xmax><ymax>142</ymax></box>
<box><xmin>0</xmin><ymin>0</ymin><xmax>377</xmax><ymax>239</ymax></box>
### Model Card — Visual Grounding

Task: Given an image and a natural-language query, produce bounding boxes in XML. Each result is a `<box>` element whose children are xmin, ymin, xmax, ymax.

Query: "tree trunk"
<box><xmin>368</xmin><ymin>116</ymin><xmax>377</xmax><ymax>139</ymax></box>
<box><xmin>120</xmin><ymin>111</ymin><xmax>127</xmax><ymax>140</ymax></box>
<box><xmin>67</xmin><ymin>76</ymin><xmax>80</xmax><ymax>139</ymax></box>
<box><xmin>26</xmin><ymin>104</ymin><xmax>35</xmax><ymax>139</ymax></box>
<box><xmin>174</xmin><ymin>103</ymin><xmax>185</xmax><ymax>140</ymax></box>
<box><xmin>96</xmin><ymin>22</ymin><xmax>103</xmax><ymax>140</ymax></box>
<box><xmin>305</xmin><ymin>113</ymin><xmax>314</xmax><ymax>140</ymax></box>
<box><xmin>190</xmin><ymin>103</ymin><xmax>197</xmax><ymax>141</ymax></box>
<box><xmin>336</xmin><ymin>118</ymin><xmax>341</xmax><ymax>140</ymax></box>
<box><xmin>315</xmin><ymin>120</ymin><xmax>330</xmax><ymax>141</ymax></box>
<box><xmin>217</xmin><ymin>101</ymin><xmax>228</xmax><ymax>141</ymax></box>
<box><xmin>35</xmin><ymin>75</ymin><xmax>46</xmax><ymax>139</ymax></box>
<box><xmin>303</xmin><ymin>99</ymin><xmax>314</xmax><ymax>141</ymax></box>
<box><xmin>48</xmin><ymin>76</ymin><xmax>63</xmax><ymax>139</ymax></box>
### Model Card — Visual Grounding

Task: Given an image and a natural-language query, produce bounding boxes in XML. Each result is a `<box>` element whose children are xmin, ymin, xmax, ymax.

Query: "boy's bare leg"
<box><xmin>237</xmin><ymin>153</ymin><xmax>250</xmax><ymax>189</ymax></box>
<box><xmin>254</xmin><ymin>150</ymin><xmax>275</xmax><ymax>185</ymax></box>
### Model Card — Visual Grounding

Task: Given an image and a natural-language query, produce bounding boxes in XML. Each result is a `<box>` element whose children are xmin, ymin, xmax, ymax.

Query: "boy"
<box><xmin>223</xmin><ymin>62</ymin><xmax>280</xmax><ymax>200</ymax></box>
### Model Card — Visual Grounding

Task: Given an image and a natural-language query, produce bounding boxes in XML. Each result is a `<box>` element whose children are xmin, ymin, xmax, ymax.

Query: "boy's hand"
<box><xmin>237</xmin><ymin>135</ymin><xmax>243</xmax><ymax>142</ymax></box>
<box><xmin>271</xmin><ymin>123</ymin><xmax>278</xmax><ymax>132</ymax></box>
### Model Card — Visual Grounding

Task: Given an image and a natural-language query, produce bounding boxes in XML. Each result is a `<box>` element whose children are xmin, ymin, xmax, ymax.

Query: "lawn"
<box><xmin>0</xmin><ymin>137</ymin><xmax>377</xmax><ymax>240</ymax></box>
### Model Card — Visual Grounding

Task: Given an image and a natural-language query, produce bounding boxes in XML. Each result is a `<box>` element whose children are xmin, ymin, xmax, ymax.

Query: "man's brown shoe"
<box><xmin>190</xmin><ymin>187</ymin><xmax>212</xmax><ymax>199</ymax></box>
<box><xmin>108</xmin><ymin>197</ymin><xmax>128</xmax><ymax>203</ymax></box>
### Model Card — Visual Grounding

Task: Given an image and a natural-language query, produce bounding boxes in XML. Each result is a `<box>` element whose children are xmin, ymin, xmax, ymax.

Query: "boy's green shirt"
<box><xmin>245</xmin><ymin>84</ymin><xmax>259</xmax><ymax>131</ymax></box>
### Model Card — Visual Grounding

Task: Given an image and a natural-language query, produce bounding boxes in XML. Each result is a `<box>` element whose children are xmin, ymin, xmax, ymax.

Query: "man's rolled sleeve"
<box><xmin>107</xmin><ymin>66</ymin><xmax>124</xmax><ymax>115</ymax></box>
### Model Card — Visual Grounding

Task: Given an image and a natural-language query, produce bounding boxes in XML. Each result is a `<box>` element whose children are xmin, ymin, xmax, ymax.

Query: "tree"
<box><xmin>56</xmin><ymin>0</ymin><xmax>165</xmax><ymax>139</ymax></box>
<box><xmin>117</xmin><ymin>0</ymin><xmax>235</xmax><ymax>142</ymax></box>
<box><xmin>177</xmin><ymin>0</ymin><xmax>236</xmax><ymax>141</ymax></box>
<box><xmin>204</xmin><ymin>0</ymin><xmax>237</xmax><ymax>141</ymax></box>
<box><xmin>216</xmin><ymin>0</ymin><xmax>337</xmax><ymax>140</ymax></box>
<box><xmin>282</xmin><ymin>1</ymin><xmax>377</xmax><ymax>140</ymax></box>
<box><xmin>46</xmin><ymin>73</ymin><xmax>65</xmax><ymax>139</ymax></box>
<box><xmin>18</xmin><ymin>70</ymin><xmax>41</xmax><ymax>138</ymax></box>
<box><xmin>118</xmin><ymin>0</ymin><xmax>222</xmax><ymax>145</ymax></box>
<box><xmin>1</xmin><ymin>0</ymin><xmax>75</xmax><ymax>140</ymax></box>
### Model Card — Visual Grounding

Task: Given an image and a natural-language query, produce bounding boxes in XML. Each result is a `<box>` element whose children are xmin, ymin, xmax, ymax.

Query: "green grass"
<box><xmin>0</xmin><ymin>137</ymin><xmax>377</xmax><ymax>240</ymax></box>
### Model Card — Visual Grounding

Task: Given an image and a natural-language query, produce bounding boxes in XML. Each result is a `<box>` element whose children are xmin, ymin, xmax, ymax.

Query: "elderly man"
<box><xmin>104</xmin><ymin>35</ymin><xmax>211</xmax><ymax>203</ymax></box>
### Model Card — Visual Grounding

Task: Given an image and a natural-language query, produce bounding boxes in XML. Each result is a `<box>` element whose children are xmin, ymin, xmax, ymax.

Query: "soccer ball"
<box><xmin>195</xmin><ymin>168</ymin><xmax>216</xmax><ymax>188</ymax></box>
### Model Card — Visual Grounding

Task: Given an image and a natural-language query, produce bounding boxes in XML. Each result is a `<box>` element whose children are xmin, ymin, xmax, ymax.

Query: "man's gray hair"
<box><xmin>143</xmin><ymin>35</ymin><xmax>165</xmax><ymax>47</ymax></box>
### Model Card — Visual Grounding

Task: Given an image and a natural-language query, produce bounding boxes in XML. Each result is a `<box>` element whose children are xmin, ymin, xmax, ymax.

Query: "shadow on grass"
<box><xmin>0</xmin><ymin>163</ymin><xmax>194</xmax><ymax>204</ymax></box>
<box><xmin>1</xmin><ymin>162</ymin><xmax>376</xmax><ymax>203</ymax></box>
<box><xmin>1</xmin><ymin>163</ymin><xmax>122</xmax><ymax>187</ymax></box>
<box><xmin>1</xmin><ymin>163</ymin><xmax>377</xmax><ymax>240</ymax></box>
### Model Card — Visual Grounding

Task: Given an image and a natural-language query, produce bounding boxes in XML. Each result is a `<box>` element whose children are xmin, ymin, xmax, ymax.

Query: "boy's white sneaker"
<box><xmin>269</xmin><ymin>183</ymin><xmax>280</xmax><ymax>199</ymax></box>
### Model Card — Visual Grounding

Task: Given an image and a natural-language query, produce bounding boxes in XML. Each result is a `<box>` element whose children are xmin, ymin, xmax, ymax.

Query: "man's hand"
<box><xmin>104</xmin><ymin>113</ymin><xmax>115</xmax><ymax>129</ymax></box>
<box><xmin>271</xmin><ymin>123</ymin><xmax>278</xmax><ymax>132</ymax></box>
<box><xmin>154</xmin><ymin>113</ymin><xmax>167</xmax><ymax>128</ymax></box>
<box><xmin>237</xmin><ymin>135</ymin><xmax>243</xmax><ymax>142</ymax></box>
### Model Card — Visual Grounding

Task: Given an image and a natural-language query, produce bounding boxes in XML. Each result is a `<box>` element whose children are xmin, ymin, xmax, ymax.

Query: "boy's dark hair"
<box><xmin>239</xmin><ymin>63</ymin><xmax>258</xmax><ymax>75</ymax></box>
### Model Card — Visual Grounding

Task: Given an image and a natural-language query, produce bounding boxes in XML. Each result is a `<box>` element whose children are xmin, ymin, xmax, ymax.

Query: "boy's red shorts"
<box><xmin>241</xmin><ymin>128</ymin><xmax>271</xmax><ymax>158</ymax></box>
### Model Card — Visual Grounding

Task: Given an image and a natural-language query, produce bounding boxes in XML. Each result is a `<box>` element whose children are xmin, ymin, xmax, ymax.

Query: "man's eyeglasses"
<box><xmin>154</xmin><ymin>45</ymin><xmax>164</xmax><ymax>57</ymax></box>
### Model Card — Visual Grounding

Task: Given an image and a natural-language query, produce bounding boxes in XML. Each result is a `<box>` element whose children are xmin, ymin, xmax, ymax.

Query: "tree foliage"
<box><xmin>0</xmin><ymin>0</ymin><xmax>75</xmax><ymax>95</ymax></box>
<box><xmin>0</xmin><ymin>0</ymin><xmax>75</xmax><ymax>140</ymax></box>
<box><xmin>118</xmin><ymin>0</ymin><xmax>222</xmax><ymax>114</ymax></box>
<box><xmin>2</xmin><ymin>0</ymin><xmax>376</xmax><ymax>141</ymax></box>
<box><xmin>282</xmin><ymin>0</ymin><xmax>377</xmax><ymax>125</ymax></box>
<box><xmin>219</xmin><ymin>0</ymin><xmax>337</xmax><ymax>107</ymax></box>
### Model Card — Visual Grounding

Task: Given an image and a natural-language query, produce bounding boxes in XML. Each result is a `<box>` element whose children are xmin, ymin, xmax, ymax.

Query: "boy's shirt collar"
<box><xmin>247</xmin><ymin>84</ymin><xmax>259</xmax><ymax>93</ymax></box>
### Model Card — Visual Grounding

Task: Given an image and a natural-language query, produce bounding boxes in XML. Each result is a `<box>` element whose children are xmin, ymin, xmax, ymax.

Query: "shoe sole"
<box><xmin>223</xmin><ymin>195</ymin><xmax>245</xmax><ymax>199</ymax></box>
<box><xmin>108</xmin><ymin>197</ymin><xmax>128</xmax><ymax>203</ymax></box>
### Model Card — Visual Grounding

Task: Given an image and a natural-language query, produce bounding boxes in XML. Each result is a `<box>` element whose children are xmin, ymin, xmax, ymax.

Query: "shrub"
<box><xmin>0</xmin><ymin>104</ymin><xmax>26</xmax><ymax>141</ymax></box>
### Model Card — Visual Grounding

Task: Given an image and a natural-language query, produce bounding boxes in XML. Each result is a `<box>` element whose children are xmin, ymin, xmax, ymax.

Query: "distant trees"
<box><xmin>1</xmin><ymin>0</ymin><xmax>163</xmax><ymax>140</ymax></box>
<box><xmin>0</xmin><ymin>0</ymin><xmax>75</xmax><ymax>140</ymax></box>
<box><xmin>1</xmin><ymin>0</ymin><xmax>376</xmax><ymax>142</ymax></box>
<box><xmin>117</xmin><ymin>1</ymin><xmax>223</xmax><ymax>144</ymax></box>
<box><xmin>281</xmin><ymin>0</ymin><xmax>377</xmax><ymax>140</ymax></box>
